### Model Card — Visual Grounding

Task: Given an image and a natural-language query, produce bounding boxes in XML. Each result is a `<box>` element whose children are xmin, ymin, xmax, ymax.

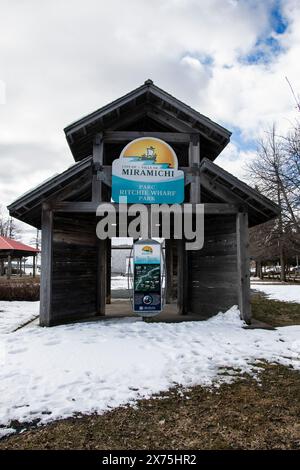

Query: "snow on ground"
<box><xmin>111</xmin><ymin>276</ymin><xmax>129</xmax><ymax>290</ymax></box>
<box><xmin>0</xmin><ymin>301</ymin><xmax>39</xmax><ymax>334</ymax></box>
<box><xmin>0</xmin><ymin>302</ymin><xmax>300</xmax><ymax>437</ymax></box>
<box><xmin>251</xmin><ymin>283</ymin><xmax>300</xmax><ymax>303</ymax></box>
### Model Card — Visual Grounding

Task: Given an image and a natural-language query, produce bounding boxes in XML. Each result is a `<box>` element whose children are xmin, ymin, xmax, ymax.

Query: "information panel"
<box><xmin>133</xmin><ymin>240</ymin><xmax>162</xmax><ymax>316</ymax></box>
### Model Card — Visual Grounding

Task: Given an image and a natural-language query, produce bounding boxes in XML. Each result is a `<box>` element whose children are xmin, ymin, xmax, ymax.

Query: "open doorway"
<box><xmin>105</xmin><ymin>238</ymin><xmax>183</xmax><ymax>320</ymax></box>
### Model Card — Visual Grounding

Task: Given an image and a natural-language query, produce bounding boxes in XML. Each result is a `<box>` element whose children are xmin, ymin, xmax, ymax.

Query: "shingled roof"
<box><xmin>64</xmin><ymin>79</ymin><xmax>231</xmax><ymax>162</ymax></box>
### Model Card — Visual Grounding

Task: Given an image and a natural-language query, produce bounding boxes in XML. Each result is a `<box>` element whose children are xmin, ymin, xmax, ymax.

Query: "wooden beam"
<box><xmin>177</xmin><ymin>238</ymin><xmax>188</xmax><ymax>315</ymax></box>
<box><xmin>53</xmin><ymin>201</ymin><xmax>239</xmax><ymax>214</ymax></box>
<box><xmin>201</xmin><ymin>171</ymin><xmax>268</xmax><ymax>218</ymax></box>
<box><xmin>98</xmin><ymin>167</ymin><xmax>112</xmax><ymax>187</ymax></box>
<box><xmin>7</xmin><ymin>254</ymin><xmax>12</xmax><ymax>279</ymax></box>
<box><xmin>236</xmin><ymin>211</ymin><xmax>251</xmax><ymax>324</ymax></box>
<box><xmin>40</xmin><ymin>205</ymin><xmax>53</xmax><ymax>326</ymax></box>
<box><xmin>47</xmin><ymin>173</ymin><xmax>91</xmax><ymax>206</ymax></box>
<box><xmin>189</xmin><ymin>134</ymin><xmax>201</xmax><ymax>203</ymax></box>
<box><xmin>147</xmin><ymin>108</ymin><xmax>197</xmax><ymax>133</ymax></box>
<box><xmin>200</xmin><ymin>159</ymin><xmax>279</xmax><ymax>217</ymax></box>
<box><xmin>8</xmin><ymin>156</ymin><xmax>92</xmax><ymax>214</ymax></box>
<box><xmin>96</xmin><ymin>239</ymin><xmax>106</xmax><ymax>315</ymax></box>
<box><xmin>53</xmin><ymin>201</ymin><xmax>98</xmax><ymax>212</ymax></box>
<box><xmin>106</xmin><ymin>238</ymin><xmax>111</xmax><ymax>304</ymax></box>
<box><xmin>103</xmin><ymin>131</ymin><xmax>192</xmax><ymax>143</ymax></box>
<box><xmin>165</xmin><ymin>239</ymin><xmax>174</xmax><ymax>304</ymax></box>
<box><xmin>107</xmin><ymin>104</ymin><xmax>148</xmax><ymax>131</ymax></box>
<box><xmin>204</xmin><ymin>203</ymin><xmax>239</xmax><ymax>214</ymax></box>
<box><xmin>92</xmin><ymin>133</ymin><xmax>103</xmax><ymax>203</ymax></box>
<box><xmin>33</xmin><ymin>254</ymin><xmax>36</xmax><ymax>278</ymax></box>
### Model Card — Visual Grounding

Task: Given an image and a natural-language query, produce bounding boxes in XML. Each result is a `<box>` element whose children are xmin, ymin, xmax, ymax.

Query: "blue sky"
<box><xmin>241</xmin><ymin>0</ymin><xmax>288</xmax><ymax>64</ymax></box>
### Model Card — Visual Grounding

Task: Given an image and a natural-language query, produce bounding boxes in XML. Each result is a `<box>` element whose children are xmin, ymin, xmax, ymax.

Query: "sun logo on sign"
<box><xmin>142</xmin><ymin>246</ymin><xmax>153</xmax><ymax>254</ymax></box>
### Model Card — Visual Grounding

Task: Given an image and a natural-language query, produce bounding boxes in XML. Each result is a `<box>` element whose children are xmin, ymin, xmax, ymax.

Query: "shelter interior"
<box><xmin>8</xmin><ymin>80</ymin><xmax>280</xmax><ymax>326</ymax></box>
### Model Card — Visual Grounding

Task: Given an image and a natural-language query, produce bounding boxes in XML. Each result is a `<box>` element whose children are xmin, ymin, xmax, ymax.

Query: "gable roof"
<box><xmin>7</xmin><ymin>155</ymin><xmax>280</xmax><ymax>229</ymax></box>
<box><xmin>7</xmin><ymin>156</ymin><xmax>93</xmax><ymax>229</ymax></box>
<box><xmin>64</xmin><ymin>79</ymin><xmax>231</xmax><ymax>162</ymax></box>
<box><xmin>0</xmin><ymin>236</ymin><xmax>39</xmax><ymax>254</ymax></box>
<box><xmin>199</xmin><ymin>159</ymin><xmax>280</xmax><ymax>226</ymax></box>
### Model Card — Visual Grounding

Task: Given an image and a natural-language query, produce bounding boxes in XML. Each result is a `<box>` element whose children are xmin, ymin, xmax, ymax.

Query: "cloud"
<box><xmin>0</xmin><ymin>0</ymin><xmax>300</xmax><ymax>242</ymax></box>
<box><xmin>215</xmin><ymin>142</ymin><xmax>257</xmax><ymax>182</ymax></box>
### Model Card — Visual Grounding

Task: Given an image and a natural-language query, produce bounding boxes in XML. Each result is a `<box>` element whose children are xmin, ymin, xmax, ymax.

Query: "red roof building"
<box><xmin>0</xmin><ymin>236</ymin><xmax>39</xmax><ymax>254</ymax></box>
<box><xmin>0</xmin><ymin>236</ymin><xmax>39</xmax><ymax>278</ymax></box>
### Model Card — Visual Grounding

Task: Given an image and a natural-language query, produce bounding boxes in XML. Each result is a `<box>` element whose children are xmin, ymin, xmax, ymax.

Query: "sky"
<box><xmin>0</xmin><ymin>0</ymin><xmax>300</xmax><ymax>243</ymax></box>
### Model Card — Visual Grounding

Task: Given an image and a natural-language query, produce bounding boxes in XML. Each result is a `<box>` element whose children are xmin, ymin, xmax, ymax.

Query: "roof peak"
<box><xmin>144</xmin><ymin>78</ymin><xmax>154</xmax><ymax>86</ymax></box>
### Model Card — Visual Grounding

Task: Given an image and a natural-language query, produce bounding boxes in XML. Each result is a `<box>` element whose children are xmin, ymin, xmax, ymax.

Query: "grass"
<box><xmin>0</xmin><ymin>292</ymin><xmax>300</xmax><ymax>450</ymax></box>
<box><xmin>0</xmin><ymin>364</ymin><xmax>299</xmax><ymax>450</ymax></box>
<box><xmin>251</xmin><ymin>292</ymin><xmax>300</xmax><ymax>327</ymax></box>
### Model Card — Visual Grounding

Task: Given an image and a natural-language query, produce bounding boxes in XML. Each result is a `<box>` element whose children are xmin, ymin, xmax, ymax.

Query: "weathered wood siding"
<box><xmin>188</xmin><ymin>214</ymin><xmax>238</xmax><ymax>318</ymax></box>
<box><xmin>51</xmin><ymin>213</ymin><xmax>98</xmax><ymax>324</ymax></box>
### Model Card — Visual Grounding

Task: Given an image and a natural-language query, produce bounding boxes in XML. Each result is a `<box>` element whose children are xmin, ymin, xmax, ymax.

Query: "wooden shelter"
<box><xmin>0</xmin><ymin>235</ymin><xmax>39</xmax><ymax>279</ymax></box>
<box><xmin>8</xmin><ymin>80</ymin><xmax>280</xmax><ymax>326</ymax></box>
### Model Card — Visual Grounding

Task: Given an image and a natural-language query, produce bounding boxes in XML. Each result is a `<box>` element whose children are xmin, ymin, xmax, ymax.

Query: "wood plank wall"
<box><xmin>188</xmin><ymin>214</ymin><xmax>238</xmax><ymax>318</ymax></box>
<box><xmin>51</xmin><ymin>213</ymin><xmax>98</xmax><ymax>324</ymax></box>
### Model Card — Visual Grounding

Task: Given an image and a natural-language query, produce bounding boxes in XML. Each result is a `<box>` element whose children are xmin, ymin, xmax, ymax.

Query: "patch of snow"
<box><xmin>0</xmin><ymin>301</ymin><xmax>39</xmax><ymax>334</ymax></box>
<box><xmin>0</xmin><ymin>428</ymin><xmax>16</xmax><ymax>439</ymax></box>
<box><xmin>251</xmin><ymin>284</ymin><xmax>300</xmax><ymax>303</ymax></box>
<box><xmin>0</xmin><ymin>303</ymin><xmax>300</xmax><ymax>436</ymax></box>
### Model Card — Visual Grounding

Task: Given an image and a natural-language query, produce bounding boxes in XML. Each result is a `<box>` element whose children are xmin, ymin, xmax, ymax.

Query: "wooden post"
<box><xmin>106</xmin><ymin>238</ymin><xmax>111</xmax><ymax>304</ymax></box>
<box><xmin>7</xmin><ymin>254</ymin><xmax>12</xmax><ymax>279</ymax></box>
<box><xmin>92</xmin><ymin>133</ymin><xmax>104</xmax><ymax>203</ymax></box>
<box><xmin>189</xmin><ymin>134</ymin><xmax>201</xmax><ymax>203</ymax></box>
<box><xmin>19</xmin><ymin>257</ymin><xmax>23</xmax><ymax>277</ymax></box>
<box><xmin>236</xmin><ymin>211</ymin><xmax>251</xmax><ymax>324</ymax></box>
<box><xmin>92</xmin><ymin>132</ymin><xmax>107</xmax><ymax>314</ymax></box>
<box><xmin>96</xmin><ymin>239</ymin><xmax>106</xmax><ymax>315</ymax></box>
<box><xmin>177</xmin><ymin>238</ymin><xmax>188</xmax><ymax>315</ymax></box>
<box><xmin>165</xmin><ymin>239</ymin><xmax>174</xmax><ymax>303</ymax></box>
<box><xmin>33</xmin><ymin>254</ymin><xmax>36</xmax><ymax>278</ymax></box>
<box><xmin>40</xmin><ymin>205</ymin><xmax>53</xmax><ymax>326</ymax></box>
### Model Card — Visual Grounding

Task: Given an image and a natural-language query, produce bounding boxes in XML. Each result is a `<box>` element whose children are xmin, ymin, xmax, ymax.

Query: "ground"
<box><xmin>0</xmin><ymin>280</ymin><xmax>300</xmax><ymax>449</ymax></box>
<box><xmin>252</xmin><ymin>292</ymin><xmax>300</xmax><ymax>326</ymax></box>
<box><xmin>1</xmin><ymin>364</ymin><xmax>299</xmax><ymax>450</ymax></box>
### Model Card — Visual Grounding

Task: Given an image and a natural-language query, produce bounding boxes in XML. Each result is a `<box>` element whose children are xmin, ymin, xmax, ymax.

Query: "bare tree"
<box><xmin>0</xmin><ymin>206</ymin><xmax>20</xmax><ymax>239</ymax></box>
<box><xmin>30</xmin><ymin>228</ymin><xmax>41</xmax><ymax>251</ymax></box>
<box><xmin>246</xmin><ymin>124</ymin><xmax>300</xmax><ymax>281</ymax></box>
<box><xmin>283</xmin><ymin>122</ymin><xmax>300</xmax><ymax>214</ymax></box>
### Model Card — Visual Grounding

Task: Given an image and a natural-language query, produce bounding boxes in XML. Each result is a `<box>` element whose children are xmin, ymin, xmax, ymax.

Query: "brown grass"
<box><xmin>0</xmin><ymin>276</ymin><xmax>40</xmax><ymax>301</ymax></box>
<box><xmin>0</xmin><ymin>364</ymin><xmax>299</xmax><ymax>450</ymax></box>
<box><xmin>251</xmin><ymin>292</ymin><xmax>300</xmax><ymax>327</ymax></box>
